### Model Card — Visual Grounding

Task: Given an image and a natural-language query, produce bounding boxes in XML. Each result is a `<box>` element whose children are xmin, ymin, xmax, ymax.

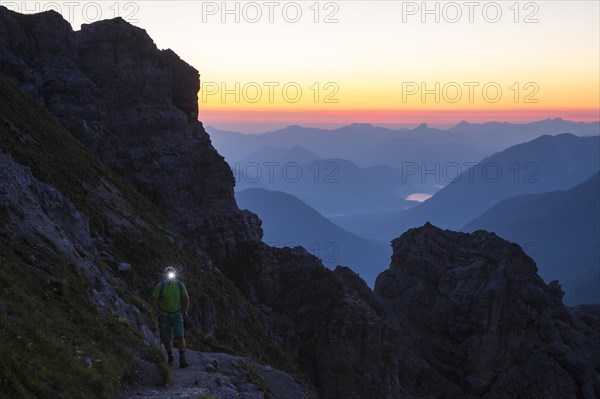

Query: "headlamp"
<box><xmin>164</xmin><ymin>266</ymin><xmax>177</xmax><ymax>281</ymax></box>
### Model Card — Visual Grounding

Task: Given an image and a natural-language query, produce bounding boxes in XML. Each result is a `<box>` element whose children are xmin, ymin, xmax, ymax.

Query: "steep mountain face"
<box><xmin>0</xmin><ymin>72</ymin><xmax>296</xmax><ymax>398</ymax></box>
<box><xmin>223</xmin><ymin>225</ymin><xmax>600</xmax><ymax>398</ymax></box>
<box><xmin>375</xmin><ymin>223</ymin><xmax>600</xmax><ymax>398</ymax></box>
<box><xmin>464</xmin><ymin>172</ymin><xmax>600</xmax><ymax>305</ymax></box>
<box><xmin>219</xmin><ymin>242</ymin><xmax>415</xmax><ymax>399</ymax></box>
<box><xmin>0</xmin><ymin>7</ymin><xmax>261</xmax><ymax>262</ymax></box>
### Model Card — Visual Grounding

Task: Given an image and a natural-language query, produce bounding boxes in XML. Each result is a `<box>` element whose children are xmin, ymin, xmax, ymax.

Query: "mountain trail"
<box><xmin>118</xmin><ymin>350</ymin><xmax>308</xmax><ymax>399</ymax></box>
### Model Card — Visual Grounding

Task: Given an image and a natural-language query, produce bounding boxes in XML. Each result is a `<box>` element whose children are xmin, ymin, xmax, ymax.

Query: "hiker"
<box><xmin>152</xmin><ymin>267</ymin><xmax>190</xmax><ymax>368</ymax></box>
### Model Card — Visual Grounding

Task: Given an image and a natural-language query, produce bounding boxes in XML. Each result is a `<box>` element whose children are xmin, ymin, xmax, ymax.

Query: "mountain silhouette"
<box><xmin>450</xmin><ymin>118</ymin><xmax>600</xmax><ymax>151</ymax></box>
<box><xmin>239</xmin><ymin>145</ymin><xmax>321</xmax><ymax>166</ymax></box>
<box><xmin>235</xmin><ymin>157</ymin><xmax>419</xmax><ymax>216</ymax></box>
<box><xmin>208</xmin><ymin>119</ymin><xmax>599</xmax><ymax>166</ymax></box>
<box><xmin>358</xmin><ymin>133</ymin><xmax>600</xmax><ymax>240</ymax></box>
<box><xmin>464</xmin><ymin>172</ymin><xmax>600</xmax><ymax>305</ymax></box>
<box><xmin>236</xmin><ymin>188</ymin><xmax>390</xmax><ymax>286</ymax></box>
<box><xmin>208</xmin><ymin>123</ymin><xmax>479</xmax><ymax>165</ymax></box>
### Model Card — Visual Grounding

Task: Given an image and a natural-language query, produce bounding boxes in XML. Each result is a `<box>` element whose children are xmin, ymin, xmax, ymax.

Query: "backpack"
<box><xmin>158</xmin><ymin>279</ymin><xmax>184</xmax><ymax>314</ymax></box>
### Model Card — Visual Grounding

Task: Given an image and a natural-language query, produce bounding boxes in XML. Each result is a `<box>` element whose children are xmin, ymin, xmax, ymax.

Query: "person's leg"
<box><xmin>177</xmin><ymin>336</ymin><xmax>186</xmax><ymax>352</ymax></box>
<box><xmin>173</xmin><ymin>313</ymin><xmax>188</xmax><ymax>368</ymax></box>
<box><xmin>159</xmin><ymin>314</ymin><xmax>175</xmax><ymax>366</ymax></box>
<box><xmin>163</xmin><ymin>340</ymin><xmax>174</xmax><ymax>366</ymax></box>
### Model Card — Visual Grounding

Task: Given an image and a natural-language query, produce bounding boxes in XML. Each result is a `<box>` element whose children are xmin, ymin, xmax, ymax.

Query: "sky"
<box><xmin>7</xmin><ymin>0</ymin><xmax>600</xmax><ymax>132</ymax></box>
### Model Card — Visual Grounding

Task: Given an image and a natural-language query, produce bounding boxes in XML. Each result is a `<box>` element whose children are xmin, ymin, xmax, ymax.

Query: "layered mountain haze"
<box><xmin>234</xmin><ymin>156</ymin><xmax>418</xmax><ymax>216</ymax></box>
<box><xmin>356</xmin><ymin>133</ymin><xmax>600</xmax><ymax>240</ymax></box>
<box><xmin>208</xmin><ymin>119</ymin><xmax>600</xmax><ymax>163</ymax></box>
<box><xmin>464</xmin><ymin>172</ymin><xmax>600</xmax><ymax>305</ymax></box>
<box><xmin>1</xmin><ymin>6</ymin><xmax>599</xmax><ymax>399</ymax></box>
<box><xmin>236</xmin><ymin>188</ymin><xmax>390</xmax><ymax>286</ymax></box>
<box><xmin>450</xmin><ymin>119</ymin><xmax>600</xmax><ymax>152</ymax></box>
<box><xmin>239</xmin><ymin>145</ymin><xmax>321</xmax><ymax>166</ymax></box>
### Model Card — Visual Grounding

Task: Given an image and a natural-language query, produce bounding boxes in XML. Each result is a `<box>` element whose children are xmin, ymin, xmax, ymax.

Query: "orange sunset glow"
<box><xmin>14</xmin><ymin>0</ymin><xmax>600</xmax><ymax>132</ymax></box>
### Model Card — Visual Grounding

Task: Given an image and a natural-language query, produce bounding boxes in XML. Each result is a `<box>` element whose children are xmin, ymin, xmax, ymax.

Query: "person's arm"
<box><xmin>181</xmin><ymin>283</ymin><xmax>190</xmax><ymax>318</ymax></box>
<box><xmin>182</xmin><ymin>295</ymin><xmax>190</xmax><ymax>318</ymax></box>
<box><xmin>152</xmin><ymin>298</ymin><xmax>160</xmax><ymax>314</ymax></box>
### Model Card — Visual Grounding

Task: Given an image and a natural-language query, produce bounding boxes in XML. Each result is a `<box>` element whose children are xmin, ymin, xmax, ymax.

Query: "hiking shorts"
<box><xmin>159</xmin><ymin>312</ymin><xmax>184</xmax><ymax>342</ymax></box>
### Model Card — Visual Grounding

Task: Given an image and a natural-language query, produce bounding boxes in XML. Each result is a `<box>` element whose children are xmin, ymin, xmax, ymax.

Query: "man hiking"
<box><xmin>152</xmin><ymin>267</ymin><xmax>190</xmax><ymax>368</ymax></box>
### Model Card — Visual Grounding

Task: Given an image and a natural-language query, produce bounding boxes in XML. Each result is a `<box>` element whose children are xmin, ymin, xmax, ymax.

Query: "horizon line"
<box><xmin>200</xmin><ymin>112</ymin><xmax>600</xmax><ymax>134</ymax></box>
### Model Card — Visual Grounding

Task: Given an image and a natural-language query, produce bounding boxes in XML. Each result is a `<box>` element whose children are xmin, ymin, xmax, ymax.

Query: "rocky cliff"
<box><xmin>1</xmin><ymin>7</ymin><xmax>599</xmax><ymax>399</ymax></box>
<box><xmin>376</xmin><ymin>223</ymin><xmax>600</xmax><ymax>398</ymax></box>
<box><xmin>0</xmin><ymin>7</ymin><xmax>261</xmax><ymax>262</ymax></box>
<box><xmin>224</xmin><ymin>226</ymin><xmax>600</xmax><ymax>398</ymax></box>
<box><xmin>0</xmin><ymin>69</ymin><xmax>307</xmax><ymax>397</ymax></box>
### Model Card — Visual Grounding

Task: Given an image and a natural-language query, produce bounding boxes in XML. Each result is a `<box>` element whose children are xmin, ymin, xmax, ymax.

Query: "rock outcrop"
<box><xmin>223</xmin><ymin>227</ymin><xmax>600</xmax><ymax>398</ymax></box>
<box><xmin>0</xmin><ymin>7</ymin><xmax>261</xmax><ymax>263</ymax></box>
<box><xmin>221</xmin><ymin>243</ymin><xmax>409</xmax><ymax>399</ymax></box>
<box><xmin>375</xmin><ymin>223</ymin><xmax>600</xmax><ymax>398</ymax></box>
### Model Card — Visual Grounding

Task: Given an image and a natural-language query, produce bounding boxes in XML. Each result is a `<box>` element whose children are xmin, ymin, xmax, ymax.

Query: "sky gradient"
<box><xmin>10</xmin><ymin>0</ymin><xmax>600</xmax><ymax>132</ymax></box>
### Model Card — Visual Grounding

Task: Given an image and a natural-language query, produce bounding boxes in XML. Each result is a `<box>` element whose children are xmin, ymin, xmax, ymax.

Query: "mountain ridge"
<box><xmin>463</xmin><ymin>172</ymin><xmax>600</xmax><ymax>305</ymax></box>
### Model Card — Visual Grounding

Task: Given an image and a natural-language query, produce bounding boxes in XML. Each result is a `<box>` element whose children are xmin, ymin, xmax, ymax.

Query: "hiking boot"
<box><xmin>180</xmin><ymin>355</ymin><xmax>189</xmax><ymax>368</ymax></box>
<box><xmin>167</xmin><ymin>354</ymin><xmax>174</xmax><ymax>367</ymax></box>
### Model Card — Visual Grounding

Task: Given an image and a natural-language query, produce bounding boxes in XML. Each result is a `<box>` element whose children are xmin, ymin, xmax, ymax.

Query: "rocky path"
<box><xmin>120</xmin><ymin>350</ymin><xmax>309</xmax><ymax>399</ymax></box>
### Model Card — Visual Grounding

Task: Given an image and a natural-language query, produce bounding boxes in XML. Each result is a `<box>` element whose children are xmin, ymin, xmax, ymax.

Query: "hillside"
<box><xmin>236</xmin><ymin>188</ymin><xmax>390</xmax><ymax>286</ymax></box>
<box><xmin>464</xmin><ymin>172</ymin><xmax>600</xmax><ymax>305</ymax></box>
<box><xmin>0</xmin><ymin>72</ymin><xmax>304</xmax><ymax>397</ymax></box>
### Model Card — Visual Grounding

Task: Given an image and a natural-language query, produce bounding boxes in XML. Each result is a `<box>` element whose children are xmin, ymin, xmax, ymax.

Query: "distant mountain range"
<box><xmin>464</xmin><ymin>172</ymin><xmax>600</xmax><ymax>305</ymax></box>
<box><xmin>229</xmin><ymin>129</ymin><xmax>600</xmax><ymax>304</ymax></box>
<box><xmin>338</xmin><ymin>134</ymin><xmax>600</xmax><ymax>240</ymax></box>
<box><xmin>234</xmin><ymin>154</ymin><xmax>419</xmax><ymax>216</ymax></box>
<box><xmin>239</xmin><ymin>144</ymin><xmax>321</xmax><ymax>166</ymax></box>
<box><xmin>236</xmin><ymin>188</ymin><xmax>391</xmax><ymax>286</ymax></box>
<box><xmin>449</xmin><ymin>119</ymin><xmax>600</xmax><ymax>151</ymax></box>
<box><xmin>208</xmin><ymin>119</ymin><xmax>599</xmax><ymax>164</ymax></box>
<box><xmin>212</xmin><ymin>122</ymin><xmax>599</xmax><ymax>219</ymax></box>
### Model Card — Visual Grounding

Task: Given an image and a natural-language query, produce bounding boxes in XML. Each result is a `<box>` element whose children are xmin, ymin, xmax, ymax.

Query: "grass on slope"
<box><xmin>0</xmin><ymin>73</ymin><xmax>295</xmax><ymax>398</ymax></box>
<box><xmin>0</xmin><ymin>233</ymin><xmax>137</xmax><ymax>398</ymax></box>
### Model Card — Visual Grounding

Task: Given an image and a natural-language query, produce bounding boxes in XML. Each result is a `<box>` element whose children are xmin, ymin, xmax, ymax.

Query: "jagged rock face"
<box><xmin>0</xmin><ymin>7</ymin><xmax>262</xmax><ymax>260</ymax></box>
<box><xmin>0</xmin><ymin>153</ymin><xmax>95</xmax><ymax>264</ymax></box>
<box><xmin>225</xmin><ymin>242</ymin><xmax>503</xmax><ymax>399</ymax></box>
<box><xmin>222</xmin><ymin>243</ymin><xmax>408</xmax><ymax>399</ymax></box>
<box><xmin>0</xmin><ymin>153</ymin><xmax>157</xmax><ymax>343</ymax></box>
<box><xmin>375</xmin><ymin>223</ymin><xmax>600</xmax><ymax>398</ymax></box>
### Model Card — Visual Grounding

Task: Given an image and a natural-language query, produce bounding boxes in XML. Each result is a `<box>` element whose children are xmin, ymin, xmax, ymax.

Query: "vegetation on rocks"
<box><xmin>0</xmin><ymin>73</ymin><xmax>295</xmax><ymax>398</ymax></box>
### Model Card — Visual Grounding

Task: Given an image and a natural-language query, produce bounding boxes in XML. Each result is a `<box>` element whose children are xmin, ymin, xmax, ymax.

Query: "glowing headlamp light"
<box><xmin>165</xmin><ymin>267</ymin><xmax>177</xmax><ymax>281</ymax></box>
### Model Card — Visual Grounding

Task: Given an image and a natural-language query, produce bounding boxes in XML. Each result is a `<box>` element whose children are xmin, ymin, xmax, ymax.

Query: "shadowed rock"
<box><xmin>375</xmin><ymin>223</ymin><xmax>600</xmax><ymax>398</ymax></box>
<box><xmin>0</xmin><ymin>7</ymin><xmax>262</xmax><ymax>262</ymax></box>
